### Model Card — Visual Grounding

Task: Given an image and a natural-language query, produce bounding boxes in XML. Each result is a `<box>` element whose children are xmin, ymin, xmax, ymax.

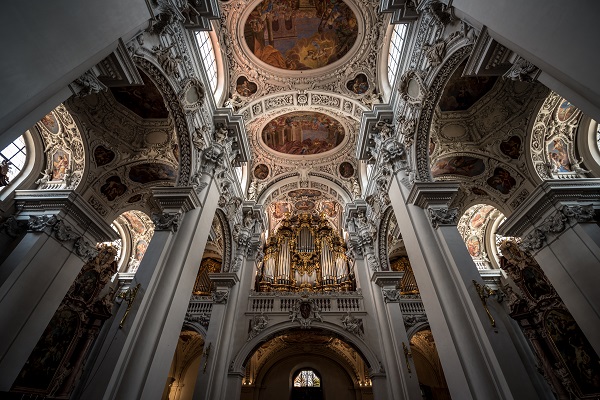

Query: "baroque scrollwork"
<box><xmin>382</xmin><ymin>288</ymin><xmax>401</xmax><ymax>303</ymax></box>
<box><xmin>341</xmin><ymin>312</ymin><xmax>363</xmax><ymax>337</ymax></box>
<box><xmin>520</xmin><ymin>204</ymin><xmax>596</xmax><ymax>252</ymax></box>
<box><xmin>151</xmin><ymin>211</ymin><xmax>181</xmax><ymax>232</ymax></box>
<box><xmin>428</xmin><ymin>207</ymin><xmax>459</xmax><ymax>228</ymax></box>
<box><xmin>212</xmin><ymin>290</ymin><xmax>229</xmax><ymax>304</ymax></box>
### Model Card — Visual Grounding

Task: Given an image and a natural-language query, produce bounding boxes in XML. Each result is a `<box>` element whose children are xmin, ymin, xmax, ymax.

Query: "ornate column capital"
<box><xmin>14</xmin><ymin>190</ymin><xmax>115</xmax><ymax>243</ymax></box>
<box><xmin>151</xmin><ymin>186</ymin><xmax>201</xmax><ymax>213</ymax></box>
<box><xmin>372</xmin><ymin>271</ymin><xmax>405</xmax><ymax>288</ymax></box>
<box><xmin>150</xmin><ymin>187</ymin><xmax>201</xmax><ymax>232</ymax></box>
<box><xmin>407</xmin><ymin>182</ymin><xmax>460</xmax><ymax>228</ymax></box>
<box><xmin>499</xmin><ymin>180</ymin><xmax>600</xmax><ymax>252</ymax></box>
<box><xmin>13</xmin><ymin>190</ymin><xmax>115</xmax><ymax>261</ymax></box>
<box><xmin>407</xmin><ymin>181</ymin><xmax>460</xmax><ymax>209</ymax></box>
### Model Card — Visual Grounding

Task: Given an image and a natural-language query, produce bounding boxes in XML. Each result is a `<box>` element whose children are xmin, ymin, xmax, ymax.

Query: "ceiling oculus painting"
<box><xmin>244</xmin><ymin>0</ymin><xmax>358</xmax><ymax>71</ymax></box>
<box><xmin>262</xmin><ymin>111</ymin><xmax>345</xmax><ymax>155</ymax></box>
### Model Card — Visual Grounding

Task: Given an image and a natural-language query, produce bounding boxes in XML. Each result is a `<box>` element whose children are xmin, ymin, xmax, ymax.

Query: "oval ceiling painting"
<box><xmin>262</xmin><ymin>111</ymin><xmax>345</xmax><ymax>155</ymax></box>
<box><xmin>244</xmin><ymin>0</ymin><xmax>358</xmax><ymax>71</ymax></box>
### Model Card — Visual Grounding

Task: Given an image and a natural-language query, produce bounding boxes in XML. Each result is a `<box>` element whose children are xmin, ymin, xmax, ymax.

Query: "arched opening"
<box><xmin>241</xmin><ymin>328</ymin><xmax>371</xmax><ymax>400</ymax></box>
<box><xmin>161</xmin><ymin>329</ymin><xmax>205</xmax><ymax>400</ymax></box>
<box><xmin>409</xmin><ymin>328</ymin><xmax>451</xmax><ymax>400</ymax></box>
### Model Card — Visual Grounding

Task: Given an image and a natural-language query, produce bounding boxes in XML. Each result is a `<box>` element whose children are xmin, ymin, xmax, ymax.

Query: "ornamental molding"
<box><xmin>382</xmin><ymin>288</ymin><xmax>401</xmax><ymax>303</ymax></box>
<box><xmin>503</xmin><ymin>56</ymin><xmax>540</xmax><ymax>82</ymax></box>
<box><xmin>220</xmin><ymin>0</ymin><xmax>386</xmax><ymax>108</ymax></box>
<box><xmin>248</xmin><ymin>313</ymin><xmax>269</xmax><ymax>341</ymax></box>
<box><xmin>289</xmin><ymin>297</ymin><xmax>323</xmax><ymax>329</ymax></box>
<box><xmin>341</xmin><ymin>312</ymin><xmax>364</xmax><ymax>337</ymax></box>
<box><xmin>151</xmin><ymin>211</ymin><xmax>181</xmax><ymax>232</ymax></box>
<box><xmin>212</xmin><ymin>290</ymin><xmax>229</xmax><ymax>304</ymax></box>
<box><xmin>69</xmin><ymin>70</ymin><xmax>108</xmax><ymax>97</ymax></box>
<box><xmin>35</xmin><ymin>104</ymin><xmax>86</xmax><ymax>191</ymax></box>
<box><xmin>411</xmin><ymin>45</ymin><xmax>473</xmax><ymax>182</ymax></box>
<box><xmin>14</xmin><ymin>190</ymin><xmax>116</xmax><ymax>242</ymax></box>
<box><xmin>519</xmin><ymin>204</ymin><xmax>596</xmax><ymax>252</ymax></box>
<box><xmin>529</xmin><ymin>91</ymin><xmax>585</xmax><ymax>182</ymax></box>
<box><xmin>428</xmin><ymin>207</ymin><xmax>459</xmax><ymax>228</ymax></box>
<box><xmin>134</xmin><ymin>57</ymin><xmax>194</xmax><ymax>186</ymax></box>
<box><xmin>25</xmin><ymin>215</ymin><xmax>98</xmax><ymax>262</ymax></box>
<box><xmin>499</xmin><ymin>179</ymin><xmax>600</xmax><ymax>238</ymax></box>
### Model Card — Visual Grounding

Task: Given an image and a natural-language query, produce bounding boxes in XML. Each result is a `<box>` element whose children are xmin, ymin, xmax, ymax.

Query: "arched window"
<box><xmin>387</xmin><ymin>24</ymin><xmax>408</xmax><ymax>87</ymax></box>
<box><xmin>195</xmin><ymin>31</ymin><xmax>218</xmax><ymax>94</ymax></box>
<box><xmin>293</xmin><ymin>369</ymin><xmax>321</xmax><ymax>387</ymax></box>
<box><xmin>0</xmin><ymin>136</ymin><xmax>27</xmax><ymax>192</ymax></box>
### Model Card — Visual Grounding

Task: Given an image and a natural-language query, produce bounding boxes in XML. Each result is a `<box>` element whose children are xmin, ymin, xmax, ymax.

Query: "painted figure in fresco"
<box><xmin>486</xmin><ymin>167</ymin><xmax>516</xmax><ymax>194</ymax></box>
<box><xmin>548</xmin><ymin>138</ymin><xmax>572</xmax><ymax>173</ymax></box>
<box><xmin>52</xmin><ymin>152</ymin><xmax>69</xmax><ymax>180</ymax></box>
<box><xmin>431</xmin><ymin>156</ymin><xmax>485</xmax><ymax>177</ymax></box>
<box><xmin>244</xmin><ymin>0</ymin><xmax>358</xmax><ymax>71</ymax></box>
<box><xmin>100</xmin><ymin>176</ymin><xmax>127</xmax><ymax>201</ymax></box>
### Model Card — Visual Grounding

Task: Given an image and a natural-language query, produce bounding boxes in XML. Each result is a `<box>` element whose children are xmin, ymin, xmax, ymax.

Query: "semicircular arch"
<box><xmin>229</xmin><ymin>320</ymin><xmax>382</xmax><ymax>377</ymax></box>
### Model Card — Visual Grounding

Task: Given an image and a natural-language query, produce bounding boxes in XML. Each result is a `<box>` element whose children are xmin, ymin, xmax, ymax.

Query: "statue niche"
<box><xmin>256</xmin><ymin>213</ymin><xmax>355</xmax><ymax>292</ymax></box>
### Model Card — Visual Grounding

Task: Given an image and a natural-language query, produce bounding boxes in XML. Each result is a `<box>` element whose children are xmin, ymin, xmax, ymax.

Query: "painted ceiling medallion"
<box><xmin>243</xmin><ymin>0</ymin><xmax>358</xmax><ymax>71</ymax></box>
<box><xmin>261</xmin><ymin>111</ymin><xmax>345</xmax><ymax>156</ymax></box>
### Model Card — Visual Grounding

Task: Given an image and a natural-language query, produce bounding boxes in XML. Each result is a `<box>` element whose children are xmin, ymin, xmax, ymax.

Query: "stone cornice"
<box><xmin>499</xmin><ymin>179</ymin><xmax>600</xmax><ymax>237</ymax></box>
<box><xmin>407</xmin><ymin>182</ymin><xmax>460</xmax><ymax>209</ymax></box>
<box><xmin>14</xmin><ymin>190</ymin><xmax>116</xmax><ymax>242</ymax></box>
<box><xmin>208</xmin><ymin>272</ymin><xmax>239</xmax><ymax>288</ymax></box>
<box><xmin>371</xmin><ymin>271</ymin><xmax>405</xmax><ymax>288</ymax></box>
<box><xmin>151</xmin><ymin>186</ymin><xmax>202</xmax><ymax>213</ymax></box>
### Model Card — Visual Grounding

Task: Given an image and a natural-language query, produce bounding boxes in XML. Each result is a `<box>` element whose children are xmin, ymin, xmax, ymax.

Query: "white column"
<box><xmin>372</xmin><ymin>272</ymin><xmax>422</xmax><ymax>400</ymax></box>
<box><xmin>221</xmin><ymin>205</ymin><xmax>264</xmax><ymax>400</ymax></box>
<box><xmin>350</xmin><ymin>256</ymin><xmax>395</xmax><ymax>399</ymax></box>
<box><xmin>499</xmin><ymin>179</ymin><xmax>600</xmax><ymax>355</ymax></box>
<box><xmin>389</xmin><ymin>176</ymin><xmax>544</xmax><ymax>400</ymax></box>
<box><xmin>75</xmin><ymin>184</ymin><xmax>219</xmax><ymax>400</ymax></box>
<box><xmin>0</xmin><ymin>190</ymin><xmax>115</xmax><ymax>391</ymax></box>
<box><xmin>192</xmin><ymin>273</ymin><xmax>239</xmax><ymax>400</ymax></box>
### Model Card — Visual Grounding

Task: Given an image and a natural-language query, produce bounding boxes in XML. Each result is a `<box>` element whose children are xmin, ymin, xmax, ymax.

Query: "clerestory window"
<box><xmin>387</xmin><ymin>23</ymin><xmax>408</xmax><ymax>87</ymax></box>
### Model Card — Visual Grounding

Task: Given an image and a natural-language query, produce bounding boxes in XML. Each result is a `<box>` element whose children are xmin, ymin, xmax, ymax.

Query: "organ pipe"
<box><xmin>257</xmin><ymin>213</ymin><xmax>355</xmax><ymax>292</ymax></box>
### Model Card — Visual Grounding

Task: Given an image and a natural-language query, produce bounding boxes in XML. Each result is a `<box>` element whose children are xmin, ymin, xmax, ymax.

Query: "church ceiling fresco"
<box><xmin>261</xmin><ymin>111</ymin><xmax>345</xmax><ymax>156</ymax></box>
<box><xmin>63</xmin><ymin>89</ymin><xmax>179</xmax><ymax>220</ymax></box>
<box><xmin>109</xmin><ymin>71</ymin><xmax>169</xmax><ymax>119</ymax></box>
<box><xmin>429</xmin><ymin>77</ymin><xmax>549</xmax><ymax>214</ymax></box>
<box><xmin>438</xmin><ymin>60</ymin><xmax>498</xmax><ymax>112</ymax></box>
<box><xmin>243</xmin><ymin>0</ymin><xmax>358</xmax><ymax>71</ymax></box>
<box><xmin>529</xmin><ymin>92</ymin><xmax>588</xmax><ymax>180</ymax></box>
<box><xmin>458</xmin><ymin>204</ymin><xmax>504</xmax><ymax>269</ymax></box>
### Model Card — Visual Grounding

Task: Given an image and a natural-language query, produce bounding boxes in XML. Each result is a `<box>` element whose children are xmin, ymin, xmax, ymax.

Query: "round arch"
<box><xmin>135</xmin><ymin>58</ymin><xmax>194</xmax><ymax>186</ymax></box>
<box><xmin>229</xmin><ymin>321</ymin><xmax>383</xmax><ymax>377</ymax></box>
<box><xmin>412</xmin><ymin>45</ymin><xmax>473</xmax><ymax>182</ymax></box>
<box><xmin>213</xmin><ymin>208</ymin><xmax>232</xmax><ymax>273</ymax></box>
<box><xmin>257</xmin><ymin>175</ymin><xmax>353</xmax><ymax>206</ymax></box>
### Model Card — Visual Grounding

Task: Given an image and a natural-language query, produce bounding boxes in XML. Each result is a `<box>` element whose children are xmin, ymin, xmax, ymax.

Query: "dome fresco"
<box><xmin>243</xmin><ymin>0</ymin><xmax>358</xmax><ymax>71</ymax></box>
<box><xmin>261</xmin><ymin>111</ymin><xmax>345</xmax><ymax>155</ymax></box>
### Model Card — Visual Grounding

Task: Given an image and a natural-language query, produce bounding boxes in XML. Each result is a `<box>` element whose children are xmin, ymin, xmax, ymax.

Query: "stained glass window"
<box><xmin>387</xmin><ymin>24</ymin><xmax>408</xmax><ymax>87</ymax></box>
<box><xmin>293</xmin><ymin>370</ymin><xmax>321</xmax><ymax>387</ymax></box>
